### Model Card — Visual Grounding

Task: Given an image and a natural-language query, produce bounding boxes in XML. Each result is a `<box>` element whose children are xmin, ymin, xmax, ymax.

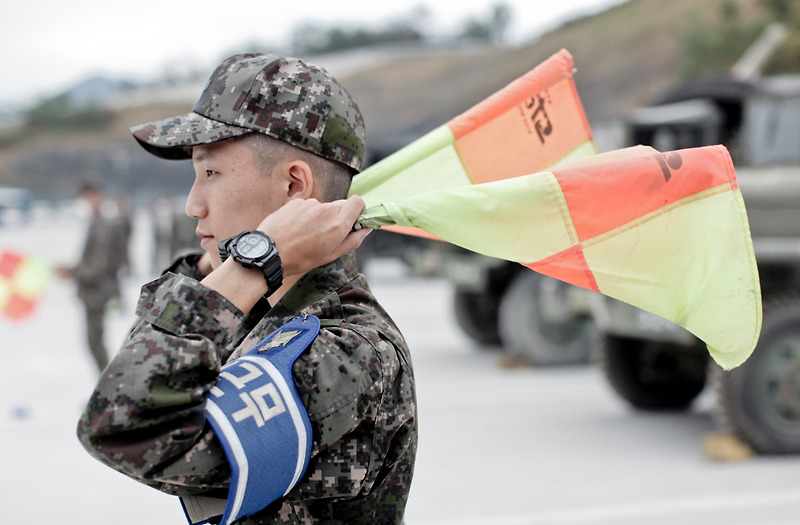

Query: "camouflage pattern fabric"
<box><xmin>130</xmin><ymin>53</ymin><xmax>366</xmax><ymax>172</ymax></box>
<box><xmin>77</xmin><ymin>251</ymin><xmax>416</xmax><ymax>524</ymax></box>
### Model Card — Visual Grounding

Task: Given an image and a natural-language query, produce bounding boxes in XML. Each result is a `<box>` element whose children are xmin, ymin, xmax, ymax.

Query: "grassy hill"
<box><xmin>343</xmin><ymin>0</ymin><xmax>778</xmax><ymax>151</ymax></box>
<box><xmin>0</xmin><ymin>0</ymin><xmax>794</xmax><ymax>198</ymax></box>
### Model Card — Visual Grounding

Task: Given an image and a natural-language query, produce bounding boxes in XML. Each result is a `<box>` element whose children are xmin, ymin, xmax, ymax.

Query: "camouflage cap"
<box><xmin>130</xmin><ymin>53</ymin><xmax>366</xmax><ymax>172</ymax></box>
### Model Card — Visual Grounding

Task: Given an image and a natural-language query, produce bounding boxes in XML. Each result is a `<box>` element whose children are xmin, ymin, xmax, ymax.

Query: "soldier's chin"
<box><xmin>209</xmin><ymin>253</ymin><xmax>223</xmax><ymax>271</ymax></box>
<box><xmin>195</xmin><ymin>251</ymin><xmax>218</xmax><ymax>275</ymax></box>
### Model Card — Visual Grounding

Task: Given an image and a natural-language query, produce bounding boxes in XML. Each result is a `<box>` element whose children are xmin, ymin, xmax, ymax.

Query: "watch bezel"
<box><xmin>218</xmin><ymin>231</ymin><xmax>283</xmax><ymax>296</ymax></box>
<box><xmin>231</xmin><ymin>231</ymin><xmax>273</xmax><ymax>265</ymax></box>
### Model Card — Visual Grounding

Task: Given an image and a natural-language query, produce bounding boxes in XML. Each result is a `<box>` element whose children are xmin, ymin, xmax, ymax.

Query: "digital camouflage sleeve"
<box><xmin>77</xmin><ymin>252</ymin><xmax>417</xmax><ymax>524</ymax></box>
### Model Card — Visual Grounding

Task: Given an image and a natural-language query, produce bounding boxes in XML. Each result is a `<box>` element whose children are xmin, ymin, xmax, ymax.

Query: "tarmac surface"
<box><xmin>3</xmin><ymin>205</ymin><xmax>800</xmax><ymax>524</ymax></box>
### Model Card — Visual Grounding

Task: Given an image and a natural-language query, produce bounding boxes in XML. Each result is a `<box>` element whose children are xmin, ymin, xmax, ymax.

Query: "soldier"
<box><xmin>76</xmin><ymin>54</ymin><xmax>416</xmax><ymax>524</ymax></box>
<box><xmin>58</xmin><ymin>181</ymin><xmax>126</xmax><ymax>372</ymax></box>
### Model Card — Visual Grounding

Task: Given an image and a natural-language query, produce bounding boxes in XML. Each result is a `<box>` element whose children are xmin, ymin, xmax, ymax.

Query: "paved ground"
<box><xmin>3</xmin><ymin>206</ymin><xmax>800</xmax><ymax>524</ymax></box>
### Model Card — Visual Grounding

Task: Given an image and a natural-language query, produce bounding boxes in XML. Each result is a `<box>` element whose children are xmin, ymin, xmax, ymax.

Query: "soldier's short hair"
<box><xmin>236</xmin><ymin>132</ymin><xmax>352</xmax><ymax>202</ymax></box>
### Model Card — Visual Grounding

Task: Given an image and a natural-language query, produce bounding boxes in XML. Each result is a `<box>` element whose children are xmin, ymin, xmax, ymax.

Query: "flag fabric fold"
<box><xmin>357</xmin><ymin>145</ymin><xmax>761</xmax><ymax>369</ymax></box>
<box><xmin>349</xmin><ymin>48</ymin><xmax>761</xmax><ymax>369</ymax></box>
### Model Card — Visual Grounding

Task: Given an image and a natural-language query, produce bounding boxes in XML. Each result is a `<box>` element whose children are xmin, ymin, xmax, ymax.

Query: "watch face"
<box><xmin>237</xmin><ymin>232</ymin><xmax>270</xmax><ymax>258</ymax></box>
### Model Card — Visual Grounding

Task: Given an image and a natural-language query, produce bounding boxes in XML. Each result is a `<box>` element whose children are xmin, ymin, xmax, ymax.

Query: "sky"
<box><xmin>0</xmin><ymin>0</ymin><xmax>627</xmax><ymax>109</ymax></box>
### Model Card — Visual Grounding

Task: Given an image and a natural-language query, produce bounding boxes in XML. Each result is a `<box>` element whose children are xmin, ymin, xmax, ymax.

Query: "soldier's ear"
<box><xmin>285</xmin><ymin>160</ymin><xmax>314</xmax><ymax>200</ymax></box>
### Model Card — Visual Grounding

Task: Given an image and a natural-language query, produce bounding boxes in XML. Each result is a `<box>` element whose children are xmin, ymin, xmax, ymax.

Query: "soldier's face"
<box><xmin>187</xmin><ymin>140</ymin><xmax>286</xmax><ymax>269</ymax></box>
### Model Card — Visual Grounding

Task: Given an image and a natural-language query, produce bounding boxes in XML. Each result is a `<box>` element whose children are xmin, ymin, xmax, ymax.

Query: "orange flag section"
<box><xmin>350</xmin><ymin>49</ymin><xmax>598</xmax><ymax>222</ymax></box>
<box><xmin>451</xmin><ymin>49</ymin><xmax>595</xmax><ymax>184</ymax></box>
<box><xmin>556</xmin><ymin>148</ymin><xmax>736</xmax><ymax>242</ymax></box>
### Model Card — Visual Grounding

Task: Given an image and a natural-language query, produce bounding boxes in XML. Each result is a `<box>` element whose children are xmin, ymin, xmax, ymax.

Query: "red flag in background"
<box><xmin>0</xmin><ymin>249</ymin><xmax>52</xmax><ymax>321</ymax></box>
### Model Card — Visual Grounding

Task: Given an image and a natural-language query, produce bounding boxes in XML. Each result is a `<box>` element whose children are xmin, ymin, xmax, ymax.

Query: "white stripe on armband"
<box><xmin>240</xmin><ymin>355</ymin><xmax>310</xmax><ymax>491</ymax></box>
<box><xmin>204</xmin><ymin>400</ymin><xmax>248</xmax><ymax>522</ymax></box>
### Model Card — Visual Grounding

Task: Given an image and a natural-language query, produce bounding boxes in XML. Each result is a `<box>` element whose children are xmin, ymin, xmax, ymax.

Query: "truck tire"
<box><xmin>712</xmin><ymin>296</ymin><xmax>800</xmax><ymax>454</ymax></box>
<box><xmin>498</xmin><ymin>271</ymin><xmax>595</xmax><ymax>365</ymax></box>
<box><xmin>599</xmin><ymin>334</ymin><xmax>708</xmax><ymax>410</ymax></box>
<box><xmin>453</xmin><ymin>289</ymin><xmax>502</xmax><ymax>346</ymax></box>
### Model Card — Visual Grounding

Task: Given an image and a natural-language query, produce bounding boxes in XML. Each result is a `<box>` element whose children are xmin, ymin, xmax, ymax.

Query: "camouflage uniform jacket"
<box><xmin>77</xmin><ymin>251</ymin><xmax>417</xmax><ymax>524</ymax></box>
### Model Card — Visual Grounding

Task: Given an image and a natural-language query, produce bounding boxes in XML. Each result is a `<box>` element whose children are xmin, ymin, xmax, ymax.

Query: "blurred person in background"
<box><xmin>57</xmin><ymin>181</ymin><xmax>128</xmax><ymax>372</ymax></box>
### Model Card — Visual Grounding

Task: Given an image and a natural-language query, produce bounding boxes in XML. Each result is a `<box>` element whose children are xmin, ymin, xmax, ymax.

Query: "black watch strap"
<box><xmin>258</xmin><ymin>252</ymin><xmax>284</xmax><ymax>296</ymax></box>
<box><xmin>218</xmin><ymin>237</ymin><xmax>234</xmax><ymax>262</ymax></box>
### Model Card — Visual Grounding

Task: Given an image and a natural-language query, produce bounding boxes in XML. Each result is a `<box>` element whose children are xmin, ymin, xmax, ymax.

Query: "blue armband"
<box><xmin>181</xmin><ymin>315</ymin><xmax>320</xmax><ymax>525</ymax></box>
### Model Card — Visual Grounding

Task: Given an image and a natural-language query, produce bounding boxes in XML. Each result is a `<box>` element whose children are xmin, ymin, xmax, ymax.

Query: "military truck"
<box><xmin>592</xmin><ymin>72</ymin><xmax>800</xmax><ymax>455</ymax></box>
<box><xmin>410</xmin><ymin>72</ymin><xmax>800</xmax><ymax>453</ymax></box>
<box><xmin>409</xmin><ymin>245</ymin><xmax>598</xmax><ymax>366</ymax></box>
<box><xmin>404</xmin><ymin>25</ymin><xmax>799</xmax><ymax>454</ymax></box>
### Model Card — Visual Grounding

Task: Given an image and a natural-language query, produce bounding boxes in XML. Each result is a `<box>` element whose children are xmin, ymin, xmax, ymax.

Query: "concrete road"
<box><xmin>376</xmin><ymin>271</ymin><xmax>800</xmax><ymax>525</ymax></box>
<box><xmin>2</xmin><ymin>208</ymin><xmax>799</xmax><ymax>524</ymax></box>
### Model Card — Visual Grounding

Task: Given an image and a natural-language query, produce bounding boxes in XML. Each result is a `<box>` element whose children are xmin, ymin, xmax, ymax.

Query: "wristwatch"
<box><xmin>218</xmin><ymin>231</ymin><xmax>283</xmax><ymax>297</ymax></box>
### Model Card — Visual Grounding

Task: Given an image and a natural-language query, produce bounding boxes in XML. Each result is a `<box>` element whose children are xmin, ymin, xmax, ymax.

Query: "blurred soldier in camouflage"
<box><xmin>77</xmin><ymin>54</ymin><xmax>416</xmax><ymax>524</ymax></box>
<box><xmin>58</xmin><ymin>181</ymin><xmax>126</xmax><ymax>372</ymax></box>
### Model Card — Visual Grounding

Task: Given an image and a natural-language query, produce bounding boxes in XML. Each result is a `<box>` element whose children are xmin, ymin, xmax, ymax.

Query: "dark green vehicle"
<box><xmin>408</xmin><ymin>69</ymin><xmax>800</xmax><ymax>455</ymax></box>
<box><xmin>594</xmin><ymin>72</ymin><xmax>800</xmax><ymax>454</ymax></box>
